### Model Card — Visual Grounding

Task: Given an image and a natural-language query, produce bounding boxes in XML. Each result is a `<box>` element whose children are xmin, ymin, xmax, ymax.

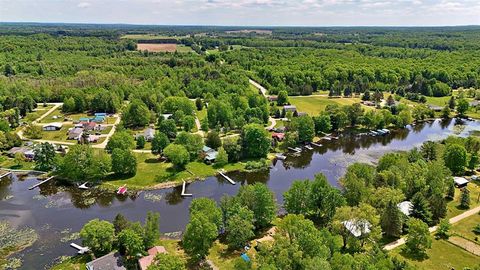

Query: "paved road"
<box><xmin>248</xmin><ymin>79</ymin><xmax>278</xmax><ymax>130</ymax></box>
<box><xmin>383</xmin><ymin>205</ymin><xmax>480</xmax><ymax>251</ymax></box>
<box><xmin>92</xmin><ymin>114</ymin><xmax>121</xmax><ymax>149</ymax></box>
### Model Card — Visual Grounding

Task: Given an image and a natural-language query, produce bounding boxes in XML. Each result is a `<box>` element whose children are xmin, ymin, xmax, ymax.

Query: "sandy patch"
<box><xmin>137</xmin><ymin>43</ymin><xmax>177</xmax><ymax>52</ymax></box>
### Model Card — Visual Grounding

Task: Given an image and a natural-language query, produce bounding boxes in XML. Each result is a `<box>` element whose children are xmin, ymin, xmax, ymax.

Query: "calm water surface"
<box><xmin>1</xmin><ymin>118</ymin><xmax>480</xmax><ymax>269</ymax></box>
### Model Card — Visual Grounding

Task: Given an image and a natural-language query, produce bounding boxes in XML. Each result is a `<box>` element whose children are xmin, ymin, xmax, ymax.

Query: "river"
<box><xmin>1</xmin><ymin>118</ymin><xmax>479</xmax><ymax>269</ymax></box>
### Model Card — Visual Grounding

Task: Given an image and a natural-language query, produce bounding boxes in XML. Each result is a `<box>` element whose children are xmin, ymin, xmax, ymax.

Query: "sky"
<box><xmin>0</xmin><ymin>0</ymin><xmax>479</xmax><ymax>26</ymax></box>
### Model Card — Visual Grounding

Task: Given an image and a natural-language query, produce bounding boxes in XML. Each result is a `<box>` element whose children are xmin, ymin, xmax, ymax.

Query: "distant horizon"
<box><xmin>1</xmin><ymin>21</ymin><xmax>480</xmax><ymax>29</ymax></box>
<box><xmin>1</xmin><ymin>0</ymin><xmax>479</xmax><ymax>27</ymax></box>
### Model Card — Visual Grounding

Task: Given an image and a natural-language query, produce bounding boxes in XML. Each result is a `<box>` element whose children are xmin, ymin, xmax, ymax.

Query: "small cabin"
<box><xmin>453</xmin><ymin>177</ymin><xmax>469</xmax><ymax>188</ymax></box>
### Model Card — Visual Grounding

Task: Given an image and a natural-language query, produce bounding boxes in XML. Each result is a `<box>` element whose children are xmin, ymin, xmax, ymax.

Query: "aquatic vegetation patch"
<box><xmin>60</xmin><ymin>228</ymin><xmax>80</xmax><ymax>243</ymax></box>
<box><xmin>0</xmin><ymin>221</ymin><xmax>38</xmax><ymax>269</ymax></box>
<box><xmin>32</xmin><ymin>194</ymin><xmax>46</xmax><ymax>201</ymax></box>
<box><xmin>3</xmin><ymin>195</ymin><xmax>13</xmax><ymax>200</ymax></box>
<box><xmin>143</xmin><ymin>192</ymin><xmax>163</xmax><ymax>202</ymax></box>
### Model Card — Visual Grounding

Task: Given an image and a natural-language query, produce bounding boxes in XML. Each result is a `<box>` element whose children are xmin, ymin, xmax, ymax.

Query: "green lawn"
<box><xmin>50</xmin><ymin>255</ymin><xmax>90</xmax><ymax>270</ymax></box>
<box><xmin>0</xmin><ymin>156</ymin><xmax>35</xmax><ymax>170</ymax></box>
<box><xmin>40</xmin><ymin>124</ymin><xmax>73</xmax><ymax>142</ymax></box>
<box><xmin>451</xmin><ymin>211</ymin><xmax>480</xmax><ymax>243</ymax></box>
<box><xmin>23</xmin><ymin>105</ymin><xmax>53</xmax><ymax>123</ymax></box>
<box><xmin>103</xmin><ymin>152</ymin><xmax>245</xmax><ymax>189</ymax></box>
<box><xmin>176</xmin><ymin>45</ymin><xmax>194</xmax><ymax>53</ymax></box>
<box><xmin>391</xmin><ymin>238</ymin><xmax>479</xmax><ymax>270</ymax></box>
<box><xmin>446</xmin><ymin>179</ymin><xmax>480</xmax><ymax>218</ymax></box>
<box><xmin>289</xmin><ymin>96</ymin><xmax>370</xmax><ymax>116</ymax></box>
<box><xmin>196</xmin><ymin>109</ymin><xmax>207</xmax><ymax>121</ymax></box>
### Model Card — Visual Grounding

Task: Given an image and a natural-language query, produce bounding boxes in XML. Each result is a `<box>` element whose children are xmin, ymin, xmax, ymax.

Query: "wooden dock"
<box><xmin>181</xmin><ymin>181</ymin><xmax>192</xmax><ymax>197</ymax></box>
<box><xmin>70</xmin><ymin>243</ymin><xmax>89</xmax><ymax>254</ymax></box>
<box><xmin>288</xmin><ymin>147</ymin><xmax>301</xmax><ymax>153</ymax></box>
<box><xmin>311</xmin><ymin>142</ymin><xmax>322</xmax><ymax>147</ymax></box>
<box><xmin>28</xmin><ymin>176</ymin><xmax>54</xmax><ymax>190</ymax></box>
<box><xmin>218</xmin><ymin>171</ymin><xmax>236</xmax><ymax>185</ymax></box>
<box><xmin>0</xmin><ymin>171</ymin><xmax>11</xmax><ymax>179</ymax></box>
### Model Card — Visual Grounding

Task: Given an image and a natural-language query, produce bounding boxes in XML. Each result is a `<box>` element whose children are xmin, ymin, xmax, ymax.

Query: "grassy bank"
<box><xmin>289</xmin><ymin>96</ymin><xmax>371</xmax><ymax>115</ymax></box>
<box><xmin>102</xmin><ymin>152</ymin><xmax>245</xmax><ymax>190</ymax></box>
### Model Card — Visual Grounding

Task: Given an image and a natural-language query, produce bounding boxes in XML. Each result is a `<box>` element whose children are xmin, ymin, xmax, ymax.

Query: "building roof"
<box><xmin>79</xmin><ymin>117</ymin><xmax>91</xmax><ymax>122</ymax></box>
<box><xmin>202</xmin><ymin>146</ymin><xmax>214</xmax><ymax>153</ymax></box>
<box><xmin>86</xmin><ymin>252</ymin><xmax>126</xmax><ymax>270</ymax></box>
<box><xmin>283</xmin><ymin>105</ymin><xmax>297</xmax><ymax>111</ymax></box>
<box><xmin>94</xmin><ymin>113</ymin><xmax>107</xmax><ymax>117</ymax></box>
<box><xmin>397</xmin><ymin>201</ymin><xmax>413</xmax><ymax>216</ymax></box>
<box><xmin>138</xmin><ymin>246</ymin><xmax>167</xmax><ymax>270</ymax></box>
<box><xmin>453</xmin><ymin>177</ymin><xmax>469</xmax><ymax>186</ymax></box>
<box><xmin>272</xmin><ymin>132</ymin><xmax>285</xmax><ymax>140</ymax></box>
<box><xmin>69</xmin><ymin>127</ymin><xmax>83</xmax><ymax>135</ymax></box>
<box><xmin>7</xmin><ymin>147</ymin><xmax>33</xmax><ymax>156</ymax></box>
<box><xmin>342</xmin><ymin>219</ymin><xmax>371</xmax><ymax>238</ymax></box>
<box><xmin>205</xmin><ymin>151</ymin><xmax>218</xmax><ymax>161</ymax></box>
<box><xmin>44</xmin><ymin>122</ymin><xmax>63</xmax><ymax>129</ymax></box>
<box><xmin>144</xmin><ymin>128</ymin><xmax>155</xmax><ymax>138</ymax></box>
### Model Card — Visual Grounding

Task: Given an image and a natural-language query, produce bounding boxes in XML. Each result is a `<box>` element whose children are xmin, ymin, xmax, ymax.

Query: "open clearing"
<box><xmin>289</xmin><ymin>96</ymin><xmax>371</xmax><ymax>115</ymax></box>
<box><xmin>137</xmin><ymin>43</ymin><xmax>177</xmax><ymax>52</ymax></box>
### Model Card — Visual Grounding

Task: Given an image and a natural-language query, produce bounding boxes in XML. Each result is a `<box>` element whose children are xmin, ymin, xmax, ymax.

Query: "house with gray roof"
<box><xmin>86</xmin><ymin>252</ymin><xmax>126</xmax><ymax>270</ymax></box>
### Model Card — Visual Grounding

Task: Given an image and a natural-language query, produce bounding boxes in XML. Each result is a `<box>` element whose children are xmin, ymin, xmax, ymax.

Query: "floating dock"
<box><xmin>218</xmin><ymin>171</ymin><xmax>236</xmax><ymax>185</ymax></box>
<box><xmin>28</xmin><ymin>176</ymin><xmax>54</xmax><ymax>190</ymax></box>
<box><xmin>288</xmin><ymin>147</ymin><xmax>302</xmax><ymax>153</ymax></box>
<box><xmin>181</xmin><ymin>181</ymin><xmax>192</xmax><ymax>197</ymax></box>
<box><xmin>311</xmin><ymin>142</ymin><xmax>322</xmax><ymax>147</ymax></box>
<box><xmin>70</xmin><ymin>243</ymin><xmax>90</xmax><ymax>254</ymax></box>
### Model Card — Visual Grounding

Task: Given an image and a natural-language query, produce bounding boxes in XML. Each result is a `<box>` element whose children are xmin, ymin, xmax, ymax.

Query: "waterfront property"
<box><xmin>202</xmin><ymin>146</ymin><xmax>219</xmax><ymax>164</ymax></box>
<box><xmin>86</xmin><ymin>252</ymin><xmax>126</xmax><ymax>270</ymax></box>
<box><xmin>454</xmin><ymin>177</ymin><xmax>469</xmax><ymax>188</ymax></box>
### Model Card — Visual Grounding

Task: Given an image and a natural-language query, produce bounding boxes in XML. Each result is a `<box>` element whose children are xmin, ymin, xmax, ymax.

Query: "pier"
<box><xmin>288</xmin><ymin>147</ymin><xmax>302</xmax><ymax>153</ymax></box>
<box><xmin>311</xmin><ymin>142</ymin><xmax>322</xmax><ymax>147</ymax></box>
<box><xmin>0</xmin><ymin>171</ymin><xmax>12</xmax><ymax>179</ymax></box>
<box><xmin>70</xmin><ymin>243</ymin><xmax>90</xmax><ymax>254</ymax></box>
<box><xmin>181</xmin><ymin>181</ymin><xmax>192</xmax><ymax>197</ymax></box>
<box><xmin>218</xmin><ymin>171</ymin><xmax>236</xmax><ymax>185</ymax></box>
<box><xmin>28</xmin><ymin>176</ymin><xmax>54</xmax><ymax>190</ymax></box>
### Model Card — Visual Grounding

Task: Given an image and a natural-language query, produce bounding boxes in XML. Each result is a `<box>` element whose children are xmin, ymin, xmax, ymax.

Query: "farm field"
<box><xmin>289</xmin><ymin>96</ymin><xmax>371</xmax><ymax>115</ymax></box>
<box><xmin>121</xmin><ymin>34</ymin><xmax>187</xmax><ymax>40</ymax></box>
<box><xmin>137</xmin><ymin>43</ymin><xmax>177</xmax><ymax>52</ymax></box>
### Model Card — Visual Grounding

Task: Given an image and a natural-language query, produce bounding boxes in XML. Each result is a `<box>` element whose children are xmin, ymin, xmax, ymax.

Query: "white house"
<box><xmin>342</xmin><ymin>219</ymin><xmax>371</xmax><ymax>238</ymax></box>
<box><xmin>453</xmin><ymin>177</ymin><xmax>469</xmax><ymax>188</ymax></box>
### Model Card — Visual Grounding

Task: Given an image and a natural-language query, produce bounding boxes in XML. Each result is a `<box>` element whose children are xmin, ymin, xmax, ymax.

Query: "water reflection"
<box><xmin>1</xmin><ymin>119</ymin><xmax>480</xmax><ymax>269</ymax></box>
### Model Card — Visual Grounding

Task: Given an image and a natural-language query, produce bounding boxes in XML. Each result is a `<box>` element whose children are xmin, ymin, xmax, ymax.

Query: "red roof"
<box><xmin>272</xmin><ymin>132</ymin><xmax>285</xmax><ymax>140</ymax></box>
<box><xmin>138</xmin><ymin>246</ymin><xmax>167</xmax><ymax>270</ymax></box>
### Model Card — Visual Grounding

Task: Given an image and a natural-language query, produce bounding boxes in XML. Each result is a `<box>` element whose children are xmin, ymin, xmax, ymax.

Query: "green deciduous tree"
<box><xmin>226</xmin><ymin>207</ymin><xmax>255</xmax><ymax>250</ymax></box>
<box><xmin>403</xmin><ymin>218</ymin><xmax>431</xmax><ymax>257</ymax></box>
<box><xmin>106</xmin><ymin>131</ymin><xmax>135</xmax><ymax>152</ymax></box>
<box><xmin>241</xmin><ymin>124</ymin><xmax>270</xmax><ymax>159</ymax></box>
<box><xmin>182</xmin><ymin>214</ymin><xmax>218</xmax><ymax>263</ymax></box>
<box><xmin>205</xmin><ymin>131</ymin><xmax>222</xmax><ymax>149</ymax></box>
<box><xmin>147</xmin><ymin>253</ymin><xmax>186</xmax><ymax>270</ymax></box>
<box><xmin>290</xmin><ymin>115</ymin><xmax>315</xmax><ymax>143</ymax></box>
<box><xmin>215</xmin><ymin>147</ymin><xmax>228</xmax><ymax>166</ymax></box>
<box><xmin>123</xmin><ymin>99</ymin><xmax>150</xmax><ymax>128</ymax></box>
<box><xmin>143</xmin><ymin>211</ymin><xmax>160</xmax><ymax>249</ymax></box>
<box><xmin>189</xmin><ymin>198</ymin><xmax>222</xmax><ymax>229</ymax></box>
<box><xmin>163</xmin><ymin>144</ymin><xmax>189</xmax><ymax>169</ymax></box>
<box><xmin>456</xmin><ymin>98</ymin><xmax>469</xmax><ymax>116</ymax></box>
<box><xmin>80</xmin><ymin>219</ymin><xmax>115</xmax><ymax>257</ymax></box>
<box><xmin>33</xmin><ymin>142</ymin><xmax>56</xmax><ymax>171</ymax></box>
<box><xmin>238</xmin><ymin>183</ymin><xmax>276</xmax><ymax>229</ymax></box>
<box><xmin>443</xmin><ymin>143</ymin><xmax>467</xmax><ymax>175</ymax></box>
<box><xmin>182</xmin><ymin>115</ymin><xmax>195</xmax><ymax>132</ymax></box>
<box><xmin>111</xmin><ymin>149</ymin><xmax>137</xmax><ymax>176</ymax></box>
<box><xmin>118</xmin><ymin>228</ymin><xmax>144</xmax><ymax>257</ymax></box>
<box><xmin>151</xmin><ymin>132</ymin><xmax>170</xmax><ymax>155</ymax></box>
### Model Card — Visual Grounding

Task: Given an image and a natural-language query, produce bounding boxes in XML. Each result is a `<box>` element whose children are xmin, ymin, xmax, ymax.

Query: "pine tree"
<box><xmin>460</xmin><ymin>188</ymin><xmax>470</xmax><ymax>209</ymax></box>
<box><xmin>411</xmin><ymin>192</ymin><xmax>433</xmax><ymax>225</ymax></box>
<box><xmin>381</xmin><ymin>201</ymin><xmax>403</xmax><ymax>238</ymax></box>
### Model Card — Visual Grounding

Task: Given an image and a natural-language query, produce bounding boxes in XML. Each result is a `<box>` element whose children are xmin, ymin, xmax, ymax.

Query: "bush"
<box><xmin>245</xmin><ymin>158</ymin><xmax>269</xmax><ymax>171</ymax></box>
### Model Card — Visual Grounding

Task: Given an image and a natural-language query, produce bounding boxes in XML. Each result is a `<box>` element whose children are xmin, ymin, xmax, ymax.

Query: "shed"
<box><xmin>397</xmin><ymin>201</ymin><xmax>413</xmax><ymax>216</ymax></box>
<box><xmin>94</xmin><ymin>113</ymin><xmax>107</xmax><ymax>117</ymax></box>
<box><xmin>453</xmin><ymin>177</ymin><xmax>469</xmax><ymax>188</ymax></box>
<box><xmin>79</xmin><ymin>117</ymin><xmax>91</xmax><ymax>122</ymax></box>
<box><xmin>283</xmin><ymin>105</ymin><xmax>297</xmax><ymax>112</ymax></box>
<box><xmin>428</xmin><ymin>105</ymin><xmax>443</xmax><ymax>112</ymax></box>
<box><xmin>342</xmin><ymin>219</ymin><xmax>371</xmax><ymax>238</ymax></box>
<box><xmin>43</xmin><ymin>122</ymin><xmax>63</xmax><ymax>131</ymax></box>
<box><xmin>86</xmin><ymin>252</ymin><xmax>126</xmax><ymax>270</ymax></box>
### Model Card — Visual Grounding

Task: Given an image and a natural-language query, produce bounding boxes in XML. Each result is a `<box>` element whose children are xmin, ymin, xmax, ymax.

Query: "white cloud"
<box><xmin>77</xmin><ymin>2</ymin><xmax>91</xmax><ymax>8</ymax></box>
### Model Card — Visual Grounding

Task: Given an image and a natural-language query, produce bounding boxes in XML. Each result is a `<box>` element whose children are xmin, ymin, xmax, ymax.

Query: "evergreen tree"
<box><xmin>460</xmin><ymin>188</ymin><xmax>470</xmax><ymax>209</ymax></box>
<box><xmin>381</xmin><ymin>201</ymin><xmax>403</xmax><ymax>238</ymax></box>
<box><xmin>411</xmin><ymin>192</ymin><xmax>433</xmax><ymax>225</ymax></box>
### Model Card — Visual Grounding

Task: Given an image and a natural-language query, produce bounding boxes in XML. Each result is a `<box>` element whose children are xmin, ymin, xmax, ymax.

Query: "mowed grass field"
<box><xmin>289</xmin><ymin>96</ymin><xmax>371</xmax><ymax>115</ymax></box>
<box><xmin>391</xmin><ymin>238</ymin><xmax>479</xmax><ymax>270</ymax></box>
<box><xmin>103</xmin><ymin>152</ymin><xmax>244</xmax><ymax>189</ymax></box>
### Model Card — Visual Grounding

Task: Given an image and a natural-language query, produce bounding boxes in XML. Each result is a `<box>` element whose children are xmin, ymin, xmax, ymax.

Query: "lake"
<box><xmin>1</xmin><ymin>118</ymin><xmax>479</xmax><ymax>269</ymax></box>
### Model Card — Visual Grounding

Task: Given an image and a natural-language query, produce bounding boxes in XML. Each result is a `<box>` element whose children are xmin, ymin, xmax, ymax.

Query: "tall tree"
<box><xmin>241</xmin><ymin>124</ymin><xmax>270</xmax><ymax>159</ymax></box>
<box><xmin>403</xmin><ymin>218</ymin><xmax>431</xmax><ymax>257</ymax></box>
<box><xmin>238</xmin><ymin>183</ymin><xmax>276</xmax><ymax>229</ymax></box>
<box><xmin>80</xmin><ymin>219</ymin><xmax>115</xmax><ymax>257</ymax></box>
<box><xmin>182</xmin><ymin>214</ymin><xmax>218</xmax><ymax>263</ymax></box>
<box><xmin>380</xmin><ymin>201</ymin><xmax>403</xmax><ymax>238</ymax></box>
<box><xmin>143</xmin><ymin>212</ymin><xmax>160</xmax><ymax>249</ymax></box>
<box><xmin>33</xmin><ymin>142</ymin><xmax>56</xmax><ymax>171</ymax></box>
<box><xmin>443</xmin><ymin>143</ymin><xmax>467</xmax><ymax>175</ymax></box>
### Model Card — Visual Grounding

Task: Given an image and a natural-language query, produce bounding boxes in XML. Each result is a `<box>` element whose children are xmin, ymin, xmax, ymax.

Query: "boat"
<box><xmin>376</xmin><ymin>130</ymin><xmax>386</xmax><ymax>135</ymax></box>
<box><xmin>381</xmin><ymin>128</ymin><xmax>390</xmax><ymax>134</ymax></box>
<box><xmin>305</xmin><ymin>145</ymin><xmax>314</xmax><ymax>150</ymax></box>
<box><xmin>311</xmin><ymin>142</ymin><xmax>322</xmax><ymax>147</ymax></box>
<box><xmin>117</xmin><ymin>185</ymin><xmax>127</xmax><ymax>195</ymax></box>
<box><xmin>275</xmin><ymin>154</ymin><xmax>287</xmax><ymax>160</ymax></box>
<box><xmin>323</xmin><ymin>136</ymin><xmax>332</xmax><ymax>141</ymax></box>
<box><xmin>78</xmin><ymin>182</ymin><xmax>90</xmax><ymax>190</ymax></box>
<box><xmin>370</xmin><ymin>131</ymin><xmax>378</xmax><ymax>136</ymax></box>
